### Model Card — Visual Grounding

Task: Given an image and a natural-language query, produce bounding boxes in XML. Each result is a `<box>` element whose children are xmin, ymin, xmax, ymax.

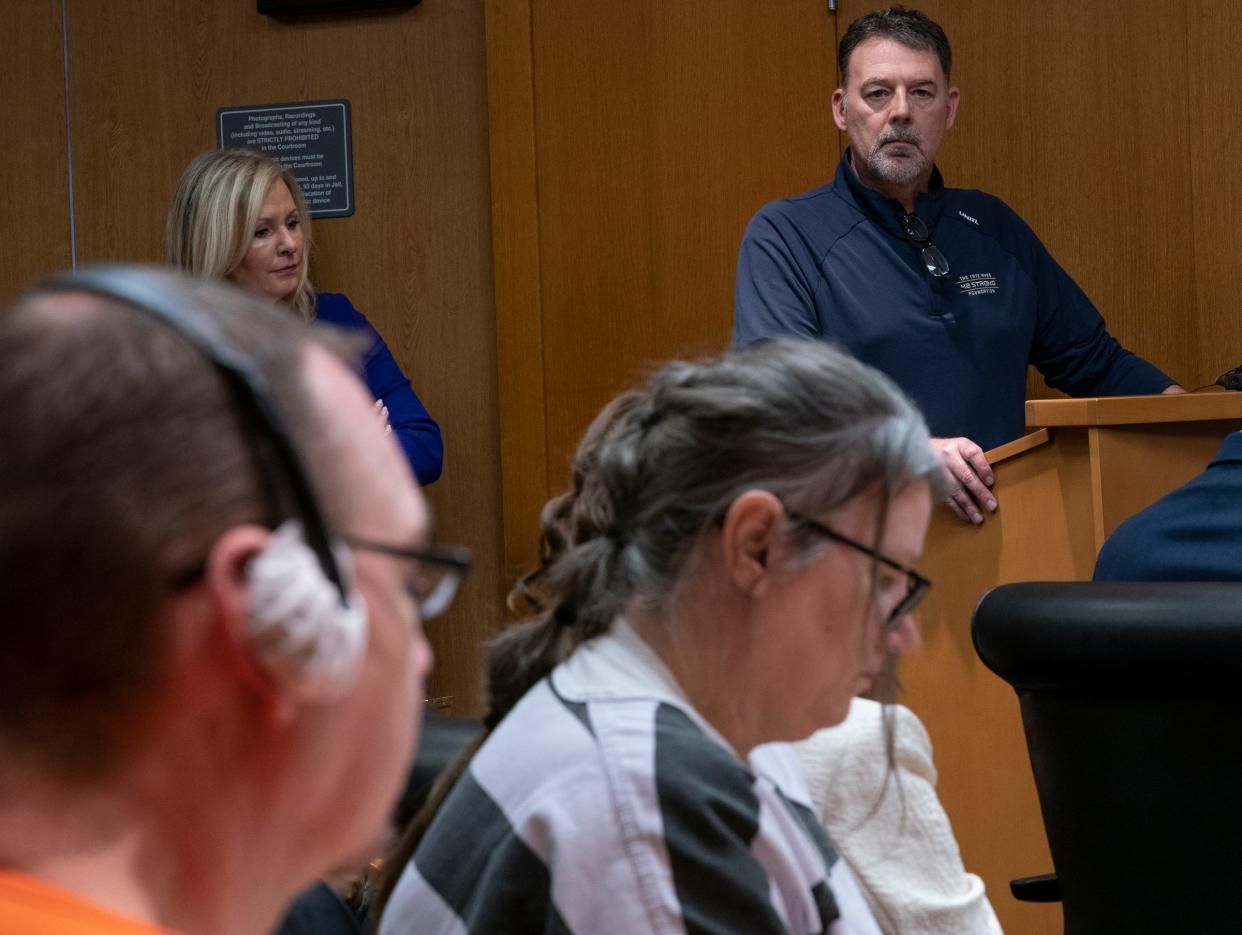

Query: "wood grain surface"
<box><xmin>61</xmin><ymin>0</ymin><xmax>500</xmax><ymax>715</ymax></box>
<box><xmin>3</xmin><ymin>0</ymin><xmax>71</xmax><ymax>300</ymax></box>
<box><xmin>534</xmin><ymin>0</ymin><xmax>840</xmax><ymax>482</ymax></box>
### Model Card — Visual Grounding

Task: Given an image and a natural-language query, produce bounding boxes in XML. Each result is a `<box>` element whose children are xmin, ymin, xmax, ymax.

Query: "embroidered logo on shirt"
<box><xmin>958</xmin><ymin>210</ymin><xmax>979</xmax><ymax>226</ymax></box>
<box><xmin>956</xmin><ymin>272</ymin><xmax>997</xmax><ymax>296</ymax></box>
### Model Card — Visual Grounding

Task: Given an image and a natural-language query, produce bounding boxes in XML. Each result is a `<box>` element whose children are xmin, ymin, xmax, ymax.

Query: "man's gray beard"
<box><xmin>856</xmin><ymin>141</ymin><xmax>929</xmax><ymax>186</ymax></box>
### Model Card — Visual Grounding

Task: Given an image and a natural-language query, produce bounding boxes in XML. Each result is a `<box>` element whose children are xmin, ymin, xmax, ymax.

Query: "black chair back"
<box><xmin>973</xmin><ymin>581</ymin><xmax>1242</xmax><ymax>934</ymax></box>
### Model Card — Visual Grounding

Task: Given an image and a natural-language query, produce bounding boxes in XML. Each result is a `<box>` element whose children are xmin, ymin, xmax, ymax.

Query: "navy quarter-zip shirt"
<box><xmin>734</xmin><ymin>151</ymin><xmax>1173</xmax><ymax>451</ymax></box>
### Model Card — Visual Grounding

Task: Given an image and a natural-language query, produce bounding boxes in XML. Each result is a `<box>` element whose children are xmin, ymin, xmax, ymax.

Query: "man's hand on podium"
<box><xmin>931</xmin><ymin>436</ymin><xmax>996</xmax><ymax>525</ymax></box>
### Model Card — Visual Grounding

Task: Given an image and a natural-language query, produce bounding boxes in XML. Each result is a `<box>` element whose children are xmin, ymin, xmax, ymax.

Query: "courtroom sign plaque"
<box><xmin>216</xmin><ymin>100</ymin><xmax>354</xmax><ymax>218</ymax></box>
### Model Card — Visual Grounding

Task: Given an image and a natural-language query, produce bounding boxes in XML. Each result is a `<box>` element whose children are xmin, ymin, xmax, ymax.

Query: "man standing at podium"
<box><xmin>734</xmin><ymin>6</ymin><xmax>1181</xmax><ymax>524</ymax></box>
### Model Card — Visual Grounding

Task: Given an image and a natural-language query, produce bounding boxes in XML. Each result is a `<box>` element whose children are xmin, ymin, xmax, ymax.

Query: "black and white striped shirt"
<box><xmin>383</xmin><ymin>619</ymin><xmax>878</xmax><ymax>934</ymax></box>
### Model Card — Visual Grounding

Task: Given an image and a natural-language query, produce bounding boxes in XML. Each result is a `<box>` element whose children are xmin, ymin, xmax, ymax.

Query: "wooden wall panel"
<box><xmin>529</xmin><ymin>0</ymin><xmax>839</xmax><ymax>490</ymax></box>
<box><xmin>66</xmin><ymin>0</ymin><xmax>499</xmax><ymax>715</ymax></box>
<box><xmin>4</xmin><ymin>0</ymin><xmax>71</xmax><ymax>299</ymax></box>
<box><xmin>486</xmin><ymin>0</ymin><xmax>839</xmax><ymax>594</ymax></box>
<box><xmin>1187</xmin><ymin>2</ymin><xmax>1242</xmax><ymax>390</ymax></box>
<box><xmin>486</xmin><ymin>0</ymin><xmax>549</xmax><ymax>587</ymax></box>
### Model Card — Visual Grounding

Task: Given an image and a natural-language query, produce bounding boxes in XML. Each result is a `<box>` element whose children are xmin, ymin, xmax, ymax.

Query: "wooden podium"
<box><xmin>900</xmin><ymin>392</ymin><xmax>1242</xmax><ymax>935</ymax></box>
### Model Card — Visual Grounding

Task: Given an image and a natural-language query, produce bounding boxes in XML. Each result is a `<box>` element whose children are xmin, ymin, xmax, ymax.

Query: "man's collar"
<box><xmin>837</xmin><ymin>148</ymin><xmax>946</xmax><ymax>231</ymax></box>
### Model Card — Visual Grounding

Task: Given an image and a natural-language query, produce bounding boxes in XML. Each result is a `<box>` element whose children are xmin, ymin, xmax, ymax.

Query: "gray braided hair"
<box><xmin>492</xmin><ymin>337</ymin><xmax>945</xmax><ymax>725</ymax></box>
<box><xmin>376</xmin><ymin>338</ymin><xmax>944</xmax><ymax>909</ymax></box>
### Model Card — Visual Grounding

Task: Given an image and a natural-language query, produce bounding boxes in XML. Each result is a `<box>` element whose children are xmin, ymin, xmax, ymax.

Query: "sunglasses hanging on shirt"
<box><xmin>900</xmin><ymin>213</ymin><xmax>951</xmax><ymax>279</ymax></box>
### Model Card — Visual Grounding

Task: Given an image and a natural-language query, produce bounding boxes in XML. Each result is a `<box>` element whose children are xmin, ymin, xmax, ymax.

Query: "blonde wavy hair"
<box><xmin>166</xmin><ymin>148</ymin><xmax>316</xmax><ymax>319</ymax></box>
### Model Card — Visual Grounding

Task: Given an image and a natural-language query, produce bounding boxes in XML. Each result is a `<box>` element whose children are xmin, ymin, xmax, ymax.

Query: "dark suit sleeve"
<box><xmin>1095</xmin><ymin>437</ymin><xmax>1242</xmax><ymax>582</ymax></box>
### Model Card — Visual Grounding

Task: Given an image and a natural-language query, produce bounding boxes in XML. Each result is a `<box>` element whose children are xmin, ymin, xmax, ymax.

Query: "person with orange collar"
<box><xmin>0</xmin><ymin>268</ymin><xmax>466</xmax><ymax>934</ymax></box>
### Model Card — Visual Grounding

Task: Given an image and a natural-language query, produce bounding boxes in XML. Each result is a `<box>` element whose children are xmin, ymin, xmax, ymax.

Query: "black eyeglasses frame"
<box><xmin>785</xmin><ymin>511</ymin><xmax>932</xmax><ymax>630</ymax></box>
<box><xmin>342</xmin><ymin>535</ymin><xmax>472</xmax><ymax>620</ymax></box>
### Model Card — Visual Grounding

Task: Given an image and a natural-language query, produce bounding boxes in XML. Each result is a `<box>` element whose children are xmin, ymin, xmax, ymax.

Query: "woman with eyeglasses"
<box><xmin>375</xmin><ymin>338</ymin><xmax>946</xmax><ymax>933</ymax></box>
<box><xmin>167</xmin><ymin>148</ymin><xmax>444</xmax><ymax>486</ymax></box>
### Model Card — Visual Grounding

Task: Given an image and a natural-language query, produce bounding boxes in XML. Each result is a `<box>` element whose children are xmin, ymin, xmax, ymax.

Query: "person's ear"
<box><xmin>946</xmin><ymin>86</ymin><xmax>960</xmax><ymax>129</ymax></box>
<box><xmin>720</xmin><ymin>490</ymin><xmax>785</xmax><ymax>597</ymax></box>
<box><xmin>203</xmin><ymin>521</ymin><xmax>369</xmax><ymax>722</ymax></box>
<box><xmin>202</xmin><ymin>524</ymin><xmax>298</xmax><ymax>725</ymax></box>
<box><xmin>832</xmin><ymin>87</ymin><xmax>848</xmax><ymax>131</ymax></box>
